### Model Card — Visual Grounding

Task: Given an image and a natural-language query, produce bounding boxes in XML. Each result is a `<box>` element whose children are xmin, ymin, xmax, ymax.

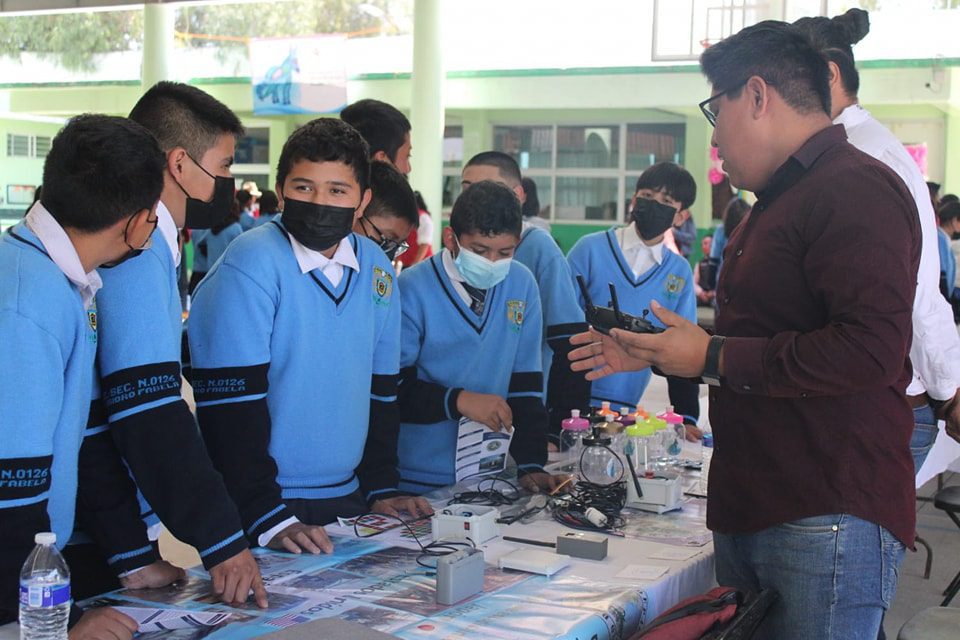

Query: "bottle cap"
<box><xmin>571</xmin><ymin>409</ymin><xmax>581</xmax><ymax>418</ymax></box>
<box><xmin>604</xmin><ymin>414</ymin><xmax>615</xmax><ymax>423</ymax></box>
<box><xmin>657</xmin><ymin>405</ymin><xmax>684</xmax><ymax>424</ymax></box>
<box><xmin>34</xmin><ymin>532</ymin><xmax>56</xmax><ymax>546</ymax></box>
<box><xmin>625</xmin><ymin>422</ymin><xmax>655</xmax><ymax>437</ymax></box>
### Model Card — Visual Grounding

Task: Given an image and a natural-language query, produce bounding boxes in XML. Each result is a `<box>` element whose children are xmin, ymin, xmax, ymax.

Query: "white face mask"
<box><xmin>453</xmin><ymin>236</ymin><xmax>511</xmax><ymax>289</ymax></box>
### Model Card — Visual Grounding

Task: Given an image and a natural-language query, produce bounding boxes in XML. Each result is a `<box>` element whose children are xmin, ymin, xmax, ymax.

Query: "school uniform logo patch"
<box><xmin>373</xmin><ymin>267</ymin><xmax>393</xmax><ymax>305</ymax></box>
<box><xmin>506</xmin><ymin>300</ymin><xmax>525</xmax><ymax>331</ymax></box>
<box><xmin>665</xmin><ymin>274</ymin><xmax>685</xmax><ymax>298</ymax></box>
<box><xmin>87</xmin><ymin>301</ymin><xmax>98</xmax><ymax>343</ymax></box>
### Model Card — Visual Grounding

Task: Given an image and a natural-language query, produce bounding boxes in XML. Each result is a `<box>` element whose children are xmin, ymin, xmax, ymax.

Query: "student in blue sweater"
<box><xmin>91</xmin><ymin>82</ymin><xmax>266</xmax><ymax>608</ymax></box>
<box><xmin>0</xmin><ymin>114</ymin><xmax>166</xmax><ymax>638</ymax></box>
<box><xmin>252</xmin><ymin>190</ymin><xmax>281</xmax><ymax>228</ymax></box>
<box><xmin>397</xmin><ymin>181</ymin><xmax>564</xmax><ymax>493</ymax></box>
<box><xmin>189</xmin><ymin>118</ymin><xmax>431</xmax><ymax>557</ymax></box>
<box><xmin>460</xmin><ymin>152</ymin><xmax>590</xmax><ymax>439</ymax></box>
<box><xmin>188</xmin><ymin>200</ymin><xmax>243</xmax><ymax>294</ymax></box>
<box><xmin>351</xmin><ymin>160</ymin><xmax>418</xmax><ymax>262</ymax></box>
<box><xmin>568</xmin><ymin>162</ymin><xmax>701</xmax><ymax>438</ymax></box>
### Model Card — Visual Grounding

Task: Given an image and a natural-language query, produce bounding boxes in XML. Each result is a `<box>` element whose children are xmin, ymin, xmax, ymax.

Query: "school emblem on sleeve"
<box><xmin>373</xmin><ymin>267</ymin><xmax>393</xmax><ymax>305</ymax></box>
<box><xmin>665</xmin><ymin>274</ymin><xmax>685</xmax><ymax>298</ymax></box>
<box><xmin>506</xmin><ymin>300</ymin><xmax>525</xmax><ymax>332</ymax></box>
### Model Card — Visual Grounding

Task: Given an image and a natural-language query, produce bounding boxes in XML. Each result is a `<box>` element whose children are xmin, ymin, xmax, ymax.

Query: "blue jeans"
<box><xmin>911</xmin><ymin>405</ymin><xmax>939</xmax><ymax>475</ymax></box>
<box><xmin>713</xmin><ymin>514</ymin><xmax>905</xmax><ymax>639</ymax></box>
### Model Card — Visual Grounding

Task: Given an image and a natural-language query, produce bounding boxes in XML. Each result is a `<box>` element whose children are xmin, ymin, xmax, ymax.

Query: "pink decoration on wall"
<box><xmin>904</xmin><ymin>143</ymin><xmax>928</xmax><ymax>178</ymax></box>
<box><xmin>708</xmin><ymin>146</ymin><xmax>727</xmax><ymax>185</ymax></box>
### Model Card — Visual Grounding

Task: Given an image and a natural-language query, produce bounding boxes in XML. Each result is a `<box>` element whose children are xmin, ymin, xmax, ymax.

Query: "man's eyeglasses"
<box><xmin>360</xmin><ymin>217</ymin><xmax>409</xmax><ymax>259</ymax></box>
<box><xmin>698</xmin><ymin>82</ymin><xmax>744</xmax><ymax>127</ymax></box>
<box><xmin>699</xmin><ymin>78</ymin><xmax>776</xmax><ymax>127</ymax></box>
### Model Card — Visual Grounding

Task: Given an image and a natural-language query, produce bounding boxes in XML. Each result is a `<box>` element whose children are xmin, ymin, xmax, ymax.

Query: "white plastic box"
<box><xmin>431</xmin><ymin>504</ymin><xmax>500</xmax><ymax>544</ymax></box>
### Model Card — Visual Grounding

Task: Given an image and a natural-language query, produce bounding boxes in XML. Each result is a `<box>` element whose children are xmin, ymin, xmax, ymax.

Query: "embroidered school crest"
<box><xmin>506</xmin><ymin>300</ymin><xmax>525</xmax><ymax>331</ymax></box>
<box><xmin>665</xmin><ymin>274</ymin><xmax>685</xmax><ymax>297</ymax></box>
<box><xmin>87</xmin><ymin>301</ymin><xmax>98</xmax><ymax>344</ymax></box>
<box><xmin>373</xmin><ymin>267</ymin><xmax>393</xmax><ymax>304</ymax></box>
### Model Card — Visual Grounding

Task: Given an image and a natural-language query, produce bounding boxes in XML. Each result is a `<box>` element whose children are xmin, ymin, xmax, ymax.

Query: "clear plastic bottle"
<box><xmin>623</xmin><ymin>421</ymin><xmax>656</xmax><ymax>477</ymax></box>
<box><xmin>19</xmin><ymin>532</ymin><xmax>70</xmax><ymax>640</ymax></box>
<box><xmin>649</xmin><ymin>417</ymin><xmax>669</xmax><ymax>468</ymax></box>
<box><xmin>658</xmin><ymin>406</ymin><xmax>685</xmax><ymax>465</ymax></box>
<box><xmin>560</xmin><ymin>409</ymin><xmax>590</xmax><ymax>467</ymax></box>
<box><xmin>579</xmin><ymin>431</ymin><xmax>619</xmax><ymax>484</ymax></box>
<box><xmin>699</xmin><ymin>432</ymin><xmax>714</xmax><ymax>495</ymax></box>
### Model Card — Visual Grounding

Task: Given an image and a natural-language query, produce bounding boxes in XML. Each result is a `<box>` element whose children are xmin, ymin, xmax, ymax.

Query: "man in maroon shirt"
<box><xmin>570</xmin><ymin>21</ymin><xmax>919</xmax><ymax>639</ymax></box>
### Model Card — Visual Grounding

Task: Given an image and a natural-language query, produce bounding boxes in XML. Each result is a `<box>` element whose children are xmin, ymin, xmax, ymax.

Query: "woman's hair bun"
<box><xmin>833</xmin><ymin>8</ymin><xmax>870</xmax><ymax>45</ymax></box>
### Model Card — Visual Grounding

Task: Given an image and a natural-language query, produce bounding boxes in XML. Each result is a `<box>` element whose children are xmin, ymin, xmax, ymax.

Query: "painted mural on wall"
<box><xmin>249</xmin><ymin>36</ymin><xmax>347</xmax><ymax>115</ymax></box>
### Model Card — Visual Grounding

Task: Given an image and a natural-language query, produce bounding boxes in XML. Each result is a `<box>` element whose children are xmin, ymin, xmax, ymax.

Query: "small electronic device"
<box><xmin>555</xmin><ymin>532</ymin><xmax>608</xmax><ymax>561</ymax></box>
<box><xmin>498</xmin><ymin>549</ymin><xmax>570</xmax><ymax>576</ymax></box>
<box><xmin>432</xmin><ymin>504</ymin><xmax>500</xmax><ymax>544</ymax></box>
<box><xmin>576</xmin><ymin>275</ymin><xmax>664</xmax><ymax>336</ymax></box>
<box><xmin>435</xmin><ymin>548</ymin><xmax>485</xmax><ymax>605</ymax></box>
<box><xmin>625</xmin><ymin>466</ymin><xmax>683</xmax><ymax>514</ymax></box>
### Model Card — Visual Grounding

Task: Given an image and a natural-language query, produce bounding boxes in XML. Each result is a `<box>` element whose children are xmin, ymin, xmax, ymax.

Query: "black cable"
<box><xmin>551</xmin><ymin>479</ymin><xmax>627</xmax><ymax>534</ymax></box>
<box><xmin>449</xmin><ymin>475</ymin><xmax>520</xmax><ymax>507</ymax></box>
<box><xmin>351</xmin><ymin>512</ymin><xmax>475</xmax><ymax>572</ymax></box>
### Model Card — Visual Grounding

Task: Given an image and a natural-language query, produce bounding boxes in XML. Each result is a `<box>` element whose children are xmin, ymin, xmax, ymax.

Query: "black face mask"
<box><xmin>101</xmin><ymin>212</ymin><xmax>157</xmax><ymax>269</ymax></box>
<box><xmin>174</xmin><ymin>154</ymin><xmax>235</xmax><ymax>229</ymax></box>
<box><xmin>632</xmin><ymin>197</ymin><xmax>678</xmax><ymax>241</ymax></box>
<box><xmin>281</xmin><ymin>197</ymin><xmax>356</xmax><ymax>252</ymax></box>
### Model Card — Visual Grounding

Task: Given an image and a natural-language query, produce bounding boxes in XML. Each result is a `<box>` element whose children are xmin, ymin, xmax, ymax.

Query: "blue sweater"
<box><xmin>938</xmin><ymin>228</ymin><xmax>955</xmax><ymax>299</ymax></box>
<box><xmin>253</xmin><ymin>212</ymin><xmax>280</xmax><ymax>228</ymax></box>
<box><xmin>513</xmin><ymin>228</ymin><xmax>590</xmax><ymax>426</ymax></box>
<box><xmin>567</xmin><ymin>229</ymin><xmax>696</xmax><ymax>408</ymax></box>
<box><xmin>396</xmin><ymin>254</ymin><xmax>548</xmax><ymax>491</ymax></box>
<box><xmin>95</xmin><ymin>223</ymin><xmax>246</xmax><ymax>569</ymax></box>
<box><xmin>191</xmin><ymin>223</ymin><xmax>242</xmax><ymax>274</ymax></box>
<box><xmin>0</xmin><ymin>224</ymin><xmax>96</xmax><ymax>623</ymax></box>
<box><xmin>188</xmin><ymin>223</ymin><xmax>402</xmax><ymax>541</ymax></box>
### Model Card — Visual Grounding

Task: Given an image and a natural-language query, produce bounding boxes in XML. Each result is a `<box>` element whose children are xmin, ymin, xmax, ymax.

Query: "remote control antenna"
<box><xmin>609</xmin><ymin>284</ymin><xmax>627</xmax><ymax>326</ymax></box>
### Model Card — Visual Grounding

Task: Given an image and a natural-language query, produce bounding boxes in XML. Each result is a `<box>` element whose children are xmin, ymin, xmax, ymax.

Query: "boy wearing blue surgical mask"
<box><xmin>188</xmin><ymin>118</ymin><xmax>432</xmax><ymax>558</ymax></box>
<box><xmin>567</xmin><ymin>162</ymin><xmax>700</xmax><ymax>439</ymax></box>
<box><xmin>396</xmin><ymin>181</ymin><xmax>565</xmax><ymax>494</ymax></box>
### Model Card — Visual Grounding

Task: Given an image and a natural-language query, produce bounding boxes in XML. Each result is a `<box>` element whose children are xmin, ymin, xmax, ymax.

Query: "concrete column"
<box><xmin>409</xmin><ymin>0</ymin><xmax>445</xmax><ymax>248</ymax></box>
<box><xmin>142</xmin><ymin>1</ymin><xmax>175</xmax><ymax>91</ymax></box>
<box><xmin>683</xmin><ymin>115</ymin><xmax>712</xmax><ymax>228</ymax></box>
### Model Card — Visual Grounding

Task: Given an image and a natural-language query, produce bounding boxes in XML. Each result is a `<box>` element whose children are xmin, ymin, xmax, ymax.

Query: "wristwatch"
<box><xmin>702</xmin><ymin>335</ymin><xmax>726</xmax><ymax>387</ymax></box>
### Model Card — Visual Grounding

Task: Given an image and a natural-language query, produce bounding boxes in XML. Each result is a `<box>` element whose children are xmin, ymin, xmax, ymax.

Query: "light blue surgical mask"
<box><xmin>453</xmin><ymin>236</ymin><xmax>512</xmax><ymax>289</ymax></box>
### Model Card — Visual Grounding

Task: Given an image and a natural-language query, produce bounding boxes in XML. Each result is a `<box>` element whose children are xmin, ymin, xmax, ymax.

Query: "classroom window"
<box><xmin>491</xmin><ymin>122</ymin><xmax>685</xmax><ymax>223</ymax></box>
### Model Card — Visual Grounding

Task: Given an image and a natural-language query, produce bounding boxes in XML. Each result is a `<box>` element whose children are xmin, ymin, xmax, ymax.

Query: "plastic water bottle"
<box><xmin>560</xmin><ymin>409</ymin><xmax>590</xmax><ymax>467</ymax></box>
<box><xmin>19</xmin><ymin>533</ymin><xmax>70</xmax><ymax>640</ymax></box>
<box><xmin>699</xmin><ymin>433</ymin><xmax>714</xmax><ymax>495</ymax></box>
<box><xmin>658</xmin><ymin>405</ymin><xmax>685</xmax><ymax>464</ymax></box>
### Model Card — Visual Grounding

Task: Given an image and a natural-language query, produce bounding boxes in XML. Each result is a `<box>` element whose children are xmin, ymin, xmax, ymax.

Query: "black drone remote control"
<box><xmin>576</xmin><ymin>275</ymin><xmax>664</xmax><ymax>336</ymax></box>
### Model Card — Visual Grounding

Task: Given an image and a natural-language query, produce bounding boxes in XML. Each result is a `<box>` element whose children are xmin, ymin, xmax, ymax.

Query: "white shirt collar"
<box><xmin>156</xmin><ymin>200</ymin><xmax>180</xmax><ymax>267</ymax></box>
<box><xmin>834</xmin><ymin>103</ymin><xmax>870</xmax><ymax>130</ymax></box>
<box><xmin>442</xmin><ymin>247</ymin><xmax>466</xmax><ymax>282</ymax></box>
<box><xmin>619</xmin><ymin>224</ymin><xmax>664</xmax><ymax>264</ymax></box>
<box><xmin>24</xmin><ymin>202</ymin><xmax>102</xmax><ymax>310</ymax></box>
<box><xmin>288</xmin><ymin>233</ymin><xmax>360</xmax><ymax>276</ymax></box>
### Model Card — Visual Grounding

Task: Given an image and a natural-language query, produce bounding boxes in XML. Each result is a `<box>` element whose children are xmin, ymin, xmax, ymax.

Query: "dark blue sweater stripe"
<box><xmin>0</xmin><ymin>455</ymin><xmax>52</xmax><ymax>502</ymax></box>
<box><xmin>101</xmin><ymin>362</ymin><xmax>181</xmax><ymax>418</ymax></box>
<box><xmin>191</xmin><ymin>364</ymin><xmax>269</xmax><ymax>403</ymax></box>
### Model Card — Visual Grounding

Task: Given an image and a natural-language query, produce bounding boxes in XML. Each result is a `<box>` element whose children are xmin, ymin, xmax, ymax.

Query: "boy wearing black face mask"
<box><xmin>85</xmin><ymin>82</ymin><xmax>268</xmax><ymax>610</ymax></box>
<box><xmin>189</xmin><ymin>118</ymin><xmax>432</xmax><ymax>557</ymax></box>
<box><xmin>567</xmin><ymin>162</ymin><xmax>699</xmax><ymax>433</ymax></box>
<box><xmin>352</xmin><ymin>160</ymin><xmax>419</xmax><ymax>264</ymax></box>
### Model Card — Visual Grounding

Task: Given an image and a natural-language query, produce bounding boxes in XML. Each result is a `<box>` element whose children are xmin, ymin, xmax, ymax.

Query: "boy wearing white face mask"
<box><xmin>396</xmin><ymin>181</ymin><xmax>565</xmax><ymax>494</ymax></box>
